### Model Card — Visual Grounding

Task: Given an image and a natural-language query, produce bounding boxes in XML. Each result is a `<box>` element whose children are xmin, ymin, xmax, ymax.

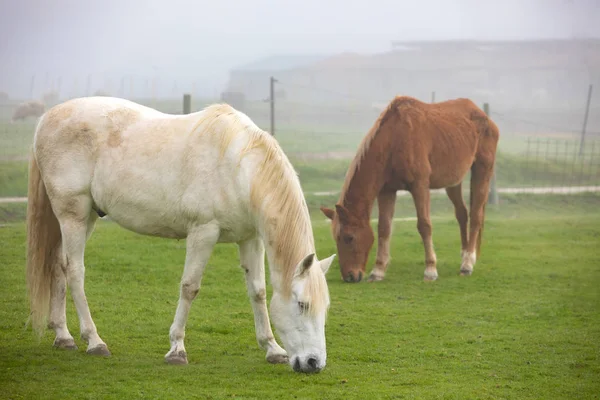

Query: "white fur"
<box><xmin>32</xmin><ymin>96</ymin><xmax>335</xmax><ymax>372</ymax></box>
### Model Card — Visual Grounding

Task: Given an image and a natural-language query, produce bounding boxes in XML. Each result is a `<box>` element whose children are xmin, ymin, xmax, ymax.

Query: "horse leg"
<box><xmin>238</xmin><ymin>237</ymin><xmax>288</xmax><ymax>364</ymax></box>
<box><xmin>54</xmin><ymin>195</ymin><xmax>109</xmax><ymax>356</ymax></box>
<box><xmin>368</xmin><ymin>189</ymin><xmax>397</xmax><ymax>282</ymax></box>
<box><xmin>49</xmin><ymin>213</ymin><xmax>98</xmax><ymax>351</ymax></box>
<box><xmin>445</xmin><ymin>183</ymin><xmax>469</xmax><ymax>264</ymax></box>
<box><xmin>410</xmin><ymin>182</ymin><xmax>437</xmax><ymax>281</ymax></box>
<box><xmin>165</xmin><ymin>222</ymin><xmax>219</xmax><ymax>365</ymax></box>
<box><xmin>462</xmin><ymin>160</ymin><xmax>494</xmax><ymax>276</ymax></box>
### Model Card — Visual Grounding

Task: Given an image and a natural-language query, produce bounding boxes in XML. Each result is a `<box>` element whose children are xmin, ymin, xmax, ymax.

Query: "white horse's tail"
<box><xmin>26</xmin><ymin>148</ymin><xmax>62</xmax><ymax>336</ymax></box>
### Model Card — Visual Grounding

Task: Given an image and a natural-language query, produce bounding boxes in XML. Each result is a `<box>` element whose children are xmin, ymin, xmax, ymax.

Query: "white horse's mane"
<box><xmin>193</xmin><ymin>104</ymin><xmax>327</xmax><ymax>313</ymax></box>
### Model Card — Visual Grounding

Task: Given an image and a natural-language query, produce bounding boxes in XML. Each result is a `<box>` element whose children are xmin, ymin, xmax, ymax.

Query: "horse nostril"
<box><xmin>307</xmin><ymin>357</ymin><xmax>317</xmax><ymax>370</ymax></box>
<box><xmin>344</xmin><ymin>273</ymin><xmax>355</xmax><ymax>283</ymax></box>
<box><xmin>357</xmin><ymin>271</ymin><xmax>363</xmax><ymax>282</ymax></box>
<box><xmin>293</xmin><ymin>357</ymin><xmax>301</xmax><ymax>372</ymax></box>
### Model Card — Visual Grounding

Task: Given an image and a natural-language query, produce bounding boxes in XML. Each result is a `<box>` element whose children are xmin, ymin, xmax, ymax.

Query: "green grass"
<box><xmin>1</xmin><ymin>195</ymin><xmax>599</xmax><ymax>399</ymax></box>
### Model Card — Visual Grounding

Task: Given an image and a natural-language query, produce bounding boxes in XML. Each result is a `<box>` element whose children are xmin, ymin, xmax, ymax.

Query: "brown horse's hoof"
<box><xmin>54</xmin><ymin>337</ymin><xmax>78</xmax><ymax>350</ymax></box>
<box><xmin>86</xmin><ymin>343</ymin><xmax>111</xmax><ymax>356</ymax></box>
<box><xmin>424</xmin><ymin>268</ymin><xmax>438</xmax><ymax>281</ymax></box>
<box><xmin>165</xmin><ymin>350</ymin><xmax>188</xmax><ymax>365</ymax></box>
<box><xmin>367</xmin><ymin>273</ymin><xmax>384</xmax><ymax>282</ymax></box>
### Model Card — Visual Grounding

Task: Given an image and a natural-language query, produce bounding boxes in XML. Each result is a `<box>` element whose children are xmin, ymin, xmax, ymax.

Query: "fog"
<box><xmin>1</xmin><ymin>0</ymin><xmax>599</xmax><ymax>98</ymax></box>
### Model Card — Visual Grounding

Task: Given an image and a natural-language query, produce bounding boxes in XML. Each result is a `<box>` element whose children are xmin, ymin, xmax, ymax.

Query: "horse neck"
<box><xmin>341</xmin><ymin>136</ymin><xmax>390</xmax><ymax>221</ymax></box>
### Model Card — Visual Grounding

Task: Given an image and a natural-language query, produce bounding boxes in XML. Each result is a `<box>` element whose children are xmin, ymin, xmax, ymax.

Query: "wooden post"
<box><xmin>183</xmin><ymin>94</ymin><xmax>191</xmax><ymax>114</ymax></box>
<box><xmin>270</xmin><ymin>76</ymin><xmax>277</xmax><ymax>136</ymax></box>
<box><xmin>579</xmin><ymin>84</ymin><xmax>593</xmax><ymax>156</ymax></box>
<box><xmin>484</xmin><ymin>102</ymin><xmax>499</xmax><ymax>205</ymax></box>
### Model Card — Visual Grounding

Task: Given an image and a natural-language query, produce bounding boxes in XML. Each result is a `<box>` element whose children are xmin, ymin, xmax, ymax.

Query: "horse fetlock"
<box><xmin>460</xmin><ymin>251</ymin><xmax>476</xmax><ymax>275</ymax></box>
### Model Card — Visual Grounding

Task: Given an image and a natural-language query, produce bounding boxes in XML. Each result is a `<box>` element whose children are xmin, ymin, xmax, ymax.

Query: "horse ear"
<box><xmin>296</xmin><ymin>253</ymin><xmax>315</xmax><ymax>276</ymax></box>
<box><xmin>319</xmin><ymin>254</ymin><xmax>336</xmax><ymax>275</ymax></box>
<box><xmin>335</xmin><ymin>204</ymin><xmax>350</xmax><ymax>222</ymax></box>
<box><xmin>320</xmin><ymin>206</ymin><xmax>335</xmax><ymax>220</ymax></box>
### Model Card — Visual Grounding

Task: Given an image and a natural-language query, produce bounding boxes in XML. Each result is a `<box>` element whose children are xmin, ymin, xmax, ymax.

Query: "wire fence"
<box><xmin>1</xmin><ymin>79</ymin><xmax>600</xmax><ymax>200</ymax></box>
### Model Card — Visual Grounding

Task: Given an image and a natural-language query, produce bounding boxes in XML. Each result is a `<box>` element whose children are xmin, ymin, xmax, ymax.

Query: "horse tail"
<box><xmin>469</xmin><ymin>166</ymin><xmax>486</xmax><ymax>259</ymax></box>
<box><xmin>26</xmin><ymin>146</ymin><xmax>62</xmax><ymax>336</ymax></box>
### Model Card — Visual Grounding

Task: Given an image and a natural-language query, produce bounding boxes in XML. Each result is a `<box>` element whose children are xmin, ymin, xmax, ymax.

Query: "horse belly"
<box><xmin>428</xmin><ymin>148</ymin><xmax>476</xmax><ymax>189</ymax></box>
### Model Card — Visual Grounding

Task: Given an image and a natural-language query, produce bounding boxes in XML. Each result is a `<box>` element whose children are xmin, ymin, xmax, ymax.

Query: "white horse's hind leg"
<box><xmin>238</xmin><ymin>237</ymin><xmax>288</xmax><ymax>364</ymax></box>
<box><xmin>165</xmin><ymin>223</ymin><xmax>220</xmax><ymax>365</ymax></box>
<box><xmin>55</xmin><ymin>197</ymin><xmax>109</xmax><ymax>356</ymax></box>
<box><xmin>49</xmin><ymin>213</ymin><xmax>98</xmax><ymax>350</ymax></box>
<box><xmin>48</xmin><ymin>259</ymin><xmax>77</xmax><ymax>350</ymax></box>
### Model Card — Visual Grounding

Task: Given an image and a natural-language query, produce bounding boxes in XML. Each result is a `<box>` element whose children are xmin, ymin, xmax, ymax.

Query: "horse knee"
<box><xmin>181</xmin><ymin>282</ymin><xmax>200</xmax><ymax>301</ymax></box>
<box><xmin>253</xmin><ymin>288</ymin><xmax>267</xmax><ymax>302</ymax></box>
<box><xmin>417</xmin><ymin>218</ymin><xmax>432</xmax><ymax>237</ymax></box>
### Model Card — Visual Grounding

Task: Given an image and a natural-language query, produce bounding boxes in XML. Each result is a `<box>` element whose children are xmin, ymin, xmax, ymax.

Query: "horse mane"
<box><xmin>339</xmin><ymin>96</ymin><xmax>410</xmax><ymax>203</ymax></box>
<box><xmin>194</xmin><ymin>104</ymin><xmax>325</xmax><ymax>310</ymax></box>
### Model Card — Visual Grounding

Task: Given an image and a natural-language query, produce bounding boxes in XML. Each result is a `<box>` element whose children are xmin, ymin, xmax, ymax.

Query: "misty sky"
<box><xmin>1</xmin><ymin>0</ymin><xmax>599</xmax><ymax>98</ymax></box>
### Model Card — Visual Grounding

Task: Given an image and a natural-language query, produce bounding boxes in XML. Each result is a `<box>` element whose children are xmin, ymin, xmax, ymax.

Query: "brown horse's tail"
<box><xmin>469</xmin><ymin>171</ymin><xmax>486</xmax><ymax>259</ymax></box>
<box><xmin>26</xmin><ymin>148</ymin><xmax>62</xmax><ymax>336</ymax></box>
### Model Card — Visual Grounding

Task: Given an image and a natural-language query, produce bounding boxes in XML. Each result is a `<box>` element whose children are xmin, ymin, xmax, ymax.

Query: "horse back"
<box><xmin>385</xmin><ymin>97</ymin><xmax>496</xmax><ymax>188</ymax></box>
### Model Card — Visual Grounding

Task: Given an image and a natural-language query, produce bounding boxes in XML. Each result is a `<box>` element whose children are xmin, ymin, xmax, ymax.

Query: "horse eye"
<box><xmin>343</xmin><ymin>235</ymin><xmax>353</xmax><ymax>244</ymax></box>
<box><xmin>298</xmin><ymin>301</ymin><xmax>309</xmax><ymax>313</ymax></box>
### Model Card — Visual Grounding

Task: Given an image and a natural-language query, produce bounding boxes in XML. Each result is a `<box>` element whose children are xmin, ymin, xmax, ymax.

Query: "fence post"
<box><xmin>183</xmin><ymin>94</ymin><xmax>191</xmax><ymax>114</ymax></box>
<box><xmin>270</xmin><ymin>76</ymin><xmax>277</xmax><ymax>136</ymax></box>
<box><xmin>579</xmin><ymin>84</ymin><xmax>593</xmax><ymax>156</ymax></box>
<box><xmin>484</xmin><ymin>102</ymin><xmax>499</xmax><ymax>205</ymax></box>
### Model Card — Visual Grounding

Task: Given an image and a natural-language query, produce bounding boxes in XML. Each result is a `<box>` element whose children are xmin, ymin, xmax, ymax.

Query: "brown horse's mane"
<box><xmin>339</xmin><ymin>96</ymin><xmax>412</xmax><ymax>203</ymax></box>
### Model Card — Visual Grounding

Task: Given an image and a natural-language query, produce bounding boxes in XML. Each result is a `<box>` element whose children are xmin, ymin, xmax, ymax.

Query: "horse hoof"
<box><xmin>86</xmin><ymin>344</ymin><xmax>111</xmax><ymax>356</ymax></box>
<box><xmin>266</xmin><ymin>353</ymin><xmax>289</xmax><ymax>364</ymax></box>
<box><xmin>424</xmin><ymin>271</ymin><xmax>438</xmax><ymax>281</ymax></box>
<box><xmin>460</xmin><ymin>269</ymin><xmax>473</xmax><ymax>276</ymax></box>
<box><xmin>165</xmin><ymin>351</ymin><xmax>188</xmax><ymax>365</ymax></box>
<box><xmin>53</xmin><ymin>337</ymin><xmax>78</xmax><ymax>350</ymax></box>
<box><xmin>367</xmin><ymin>273</ymin><xmax>384</xmax><ymax>282</ymax></box>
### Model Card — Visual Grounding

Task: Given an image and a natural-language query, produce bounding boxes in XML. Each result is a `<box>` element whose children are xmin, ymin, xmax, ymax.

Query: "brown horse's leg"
<box><xmin>445</xmin><ymin>183</ymin><xmax>469</xmax><ymax>258</ymax></box>
<box><xmin>462</xmin><ymin>161</ymin><xmax>494</xmax><ymax>276</ymax></box>
<box><xmin>368</xmin><ymin>189</ymin><xmax>397</xmax><ymax>282</ymax></box>
<box><xmin>410</xmin><ymin>182</ymin><xmax>437</xmax><ymax>281</ymax></box>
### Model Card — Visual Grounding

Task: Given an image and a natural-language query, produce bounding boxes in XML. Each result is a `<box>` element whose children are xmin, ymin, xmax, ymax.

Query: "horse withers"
<box><xmin>321</xmin><ymin>96</ymin><xmax>499</xmax><ymax>283</ymax></box>
<box><xmin>26</xmin><ymin>96</ymin><xmax>335</xmax><ymax>373</ymax></box>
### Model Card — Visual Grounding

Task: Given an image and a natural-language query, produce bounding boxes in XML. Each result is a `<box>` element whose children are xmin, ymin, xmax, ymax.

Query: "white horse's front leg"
<box><xmin>238</xmin><ymin>237</ymin><xmax>288</xmax><ymax>364</ymax></box>
<box><xmin>165</xmin><ymin>223</ymin><xmax>219</xmax><ymax>365</ymax></box>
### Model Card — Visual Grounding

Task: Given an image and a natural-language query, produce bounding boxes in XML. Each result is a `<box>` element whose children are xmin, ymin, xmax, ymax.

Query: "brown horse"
<box><xmin>320</xmin><ymin>96</ymin><xmax>499</xmax><ymax>283</ymax></box>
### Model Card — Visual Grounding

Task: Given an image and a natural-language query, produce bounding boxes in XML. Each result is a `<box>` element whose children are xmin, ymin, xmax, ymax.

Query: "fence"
<box><xmin>1</xmin><ymin>86</ymin><xmax>600</xmax><ymax>202</ymax></box>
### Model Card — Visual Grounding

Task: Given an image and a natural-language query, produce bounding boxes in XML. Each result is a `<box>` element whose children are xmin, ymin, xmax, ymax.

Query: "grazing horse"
<box><xmin>320</xmin><ymin>96</ymin><xmax>499</xmax><ymax>283</ymax></box>
<box><xmin>26</xmin><ymin>97</ymin><xmax>335</xmax><ymax>373</ymax></box>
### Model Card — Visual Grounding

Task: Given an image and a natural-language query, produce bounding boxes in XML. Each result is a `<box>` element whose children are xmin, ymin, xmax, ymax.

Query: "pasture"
<box><xmin>0</xmin><ymin>100</ymin><xmax>599</xmax><ymax>398</ymax></box>
<box><xmin>1</xmin><ymin>193</ymin><xmax>599</xmax><ymax>399</ymax></box>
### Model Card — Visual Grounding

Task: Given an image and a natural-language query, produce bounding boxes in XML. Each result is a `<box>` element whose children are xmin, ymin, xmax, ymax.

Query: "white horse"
<box><xmin>26</xmin><ymin>97</ymin><xmax>335</xmax><ymax>373</ymax></box>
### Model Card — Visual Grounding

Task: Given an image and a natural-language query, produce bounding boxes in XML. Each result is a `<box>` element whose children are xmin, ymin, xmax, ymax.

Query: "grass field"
<box><xmin>1</xmin><ymin>194</ymin><xmax>599</xmax><ymax>399</ymax></box>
